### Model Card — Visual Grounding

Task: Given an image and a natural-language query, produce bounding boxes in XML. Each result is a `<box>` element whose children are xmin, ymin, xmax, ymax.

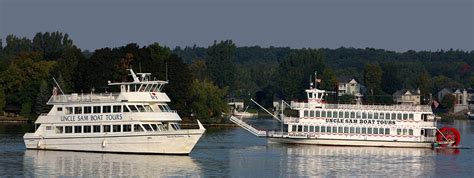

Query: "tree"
<box><xmin>0</xmin><ymin>86</ymin><xmax>5</xmax><ymax>113</ymax></box>
<box><xmin>363</xmin><ymin>63</ymin><xmax>383</xmax><ymax>95</ymax></box>
<box><xmin>441</xmin><ymin>93</ymin><xmax>455</xmax><ymax>113</ymax></box>
<box><xmin>33</xmin><ymin>80</ymin><xmax>52</xmax><ymax>115</ymax></box>
<box><xmin>416</xmin><ymin>71</ymin><xmax>432</xmax><ymax>104</ymax></box>
<box><xmin>205</xmin><ymin>40</ymin><xmax>236</xmax><ymax>88</ymax></box>
<box><xmin>190</xmin><ymin>79</ymin><xmax>229</xmax><ymax>123</ymax></box>
<box><xmin>339</xmin><ymin>94</ymin><xmax>356</xmax><ymax>104</ymax></box>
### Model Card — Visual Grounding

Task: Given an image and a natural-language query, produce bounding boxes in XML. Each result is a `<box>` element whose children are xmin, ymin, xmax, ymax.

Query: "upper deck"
<box><xmin>291</xmin><ymin>102</ymin><xmax>432</xmax><ymax>113</ymax></box>
<box><xmin>48</xmin><ymin>69</ymin><xmax>171</xmax><ymax>104</ymax></box>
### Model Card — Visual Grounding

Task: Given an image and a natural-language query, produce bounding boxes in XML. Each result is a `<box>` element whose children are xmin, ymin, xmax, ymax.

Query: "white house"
<box><xmin>337</xmin><ymin>77</ymin><xmax>365</xmax><ymax>104</ymax></box>
<box><xmin>437</xmin><ymin>88</ymin><xmax>469</xmax><ymax>113</ymax></box>
<box><xmin>393</xmin><ymin>89</ymin><xmax>421</xmax><ymax>105</ymax></box>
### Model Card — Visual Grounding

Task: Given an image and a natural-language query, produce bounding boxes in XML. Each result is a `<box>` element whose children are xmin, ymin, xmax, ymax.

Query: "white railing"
<box><xmin>282</xmin><ymin>117</ymin><xmax>299</xmax><ymax>124</ymax></box>
<box><xmin>291</xmin><ymin>101</ymin><xmax>432</xmax><ymax>112</ymax></box>
<box><xmin>47</xmin><ymin>93</ymin><xmax>119</xmax><ymax>104</ymax></box>
<box><xmin>229</xmin><ymin>116</ymin><xmax>267</xmax><ymax>137</ymax></box>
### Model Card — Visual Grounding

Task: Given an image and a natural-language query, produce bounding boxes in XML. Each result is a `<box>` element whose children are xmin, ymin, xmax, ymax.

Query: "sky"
<box><xmin>0</xmin><ymin>0</ymin><xmax>473</xmax><ymax>52</ymax></box>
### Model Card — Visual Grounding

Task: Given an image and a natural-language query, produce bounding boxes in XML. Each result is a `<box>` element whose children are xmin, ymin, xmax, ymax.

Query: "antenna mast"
<box><xmin>52</xmin><ymin>77</ymin><xmax>65</xmax><ymax>95</ymax></box>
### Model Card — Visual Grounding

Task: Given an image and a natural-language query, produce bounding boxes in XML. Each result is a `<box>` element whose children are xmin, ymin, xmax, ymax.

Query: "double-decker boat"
<box><xmin>231</xmin><ymin>73</ymin><xmax>461</xmax><ymax>148</ymax></box>
<box><xmin>23</xmin><ymin>69</ymin><xmax>205</xmax><ymax>155</ymax></box>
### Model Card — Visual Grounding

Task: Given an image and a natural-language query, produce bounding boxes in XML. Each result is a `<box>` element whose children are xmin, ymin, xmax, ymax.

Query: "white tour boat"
<box><xmin>24</xmin><ymin>69</ymin><xmax>205</xmax><ymax>155</ymax></box>
<box><xmin>231</xmin><ymin>73</ymin><xmax>461</xmax><ymax>148</ymax></box>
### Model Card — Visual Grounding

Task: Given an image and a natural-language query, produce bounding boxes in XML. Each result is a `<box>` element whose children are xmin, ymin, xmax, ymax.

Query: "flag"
<box><xmin>432</xmin><ymin>100</ymin><xmax>440</xmax><ymax>109</ymax></box>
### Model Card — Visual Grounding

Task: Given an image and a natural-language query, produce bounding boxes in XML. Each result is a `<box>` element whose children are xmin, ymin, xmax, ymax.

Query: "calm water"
<box><xmin>1</xmin><ymin>119</ymin><xmax>474</xmax><ymax>177</ymax></box>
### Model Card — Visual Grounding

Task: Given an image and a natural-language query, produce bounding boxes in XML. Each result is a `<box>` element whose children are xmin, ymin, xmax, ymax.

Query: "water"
<box><xmin>1</xmin><ymin>120</ymin><xmax>474</xmax><ymax>177</ymax></box>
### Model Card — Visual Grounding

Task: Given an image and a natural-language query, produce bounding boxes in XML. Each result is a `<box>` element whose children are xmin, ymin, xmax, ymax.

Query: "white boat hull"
<box><xmin>24</xmin><ymin>130</ymin><xmax>204</xmax><ymax>155</ymax></box>
<box><xmin>268</xmin><ymin>137</ymin><xmax>433</xmax><ymax>148</ymax></box>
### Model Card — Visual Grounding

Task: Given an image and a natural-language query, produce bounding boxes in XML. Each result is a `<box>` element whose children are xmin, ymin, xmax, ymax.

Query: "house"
<box><xmin>392</xmin><ymin>89</ymin><xmax>421</xmax><ymax>105</ymax></box>
<box><xmin>437</xmin><ymin>88</ymin><xmax>469</xmax><ymax>113</ymax></box>
<box><xmin>228</xmin><ymin>98</ymin><xmax>244</xmax><ymax>111</ymax></box>
<box><xmin>337</xmin><ymin>76</ymin><xmax>365</xmax><ymax>104</ymax></box>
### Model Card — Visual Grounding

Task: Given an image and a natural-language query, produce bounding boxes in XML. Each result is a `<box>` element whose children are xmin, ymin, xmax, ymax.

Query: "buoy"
<box><xmin>436</xmin><ymin>127</ymin><xmax>461</xmax><ymax>147</ymax></box>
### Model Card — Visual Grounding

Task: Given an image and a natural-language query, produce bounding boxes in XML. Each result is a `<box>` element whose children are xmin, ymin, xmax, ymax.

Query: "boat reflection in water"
<box><xmin>23</xmin><ymin>150</ymin><xmax>201</xmax><ymax>177</ymax></box>
<box><xmin>229</xmin><ymin>144</ymin><xmax>437</xmax><ymax>177</ymax></box>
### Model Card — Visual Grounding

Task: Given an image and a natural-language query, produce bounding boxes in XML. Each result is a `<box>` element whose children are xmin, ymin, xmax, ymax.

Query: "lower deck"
<box><xmin>268</xmin><ymin>137</ymin><xmax>433</xmax><ymax>148</ymax></box>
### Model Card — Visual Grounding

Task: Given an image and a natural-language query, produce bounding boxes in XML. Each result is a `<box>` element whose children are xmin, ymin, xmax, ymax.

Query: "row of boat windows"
<box><xmin>303</xmin><ymin>110</ymin><xmax>415</xmax><ymax>120</ymax></box>
<box><xmin>50</xmin><ymin>123</ymin><xmax>180</xmax><ymax>134</ymax></box>
<box><xmin>57</xmin><ymin>104</ymin><xmax>171</xmax><ymax>115</ymax></box>
<box><xmin>291</xmin><ymin>125</ymin><xmax>415</xmax><ymax>135</ymax></box>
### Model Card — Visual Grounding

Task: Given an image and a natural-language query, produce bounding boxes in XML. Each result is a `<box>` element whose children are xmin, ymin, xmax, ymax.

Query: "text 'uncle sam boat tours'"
<box><xmin>231</xmin><ymin>72</ymin><xmax>461</xmax><ymax>149</ymax></box>
<box><xmin>23</xmin><ymin>69</ymin><xmax>205</xmax><ymax>155</ymax></box>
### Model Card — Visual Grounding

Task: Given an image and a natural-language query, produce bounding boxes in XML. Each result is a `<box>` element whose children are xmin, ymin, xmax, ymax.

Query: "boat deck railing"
<box><xmin>291</xmin><ymin>102</ymin><xmax>432</xmax><ymax>112</ymax></box>
<box><xmin>47</xmin><ymin>93</ymin><xmax>119</xmax><ymax>104</ymax></box>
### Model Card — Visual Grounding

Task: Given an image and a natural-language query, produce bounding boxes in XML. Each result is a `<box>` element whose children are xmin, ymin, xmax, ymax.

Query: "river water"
<box><xmin>1</xmin><ymin>119</ymin><xmax>473</xmax><ymax>177</ymax></box>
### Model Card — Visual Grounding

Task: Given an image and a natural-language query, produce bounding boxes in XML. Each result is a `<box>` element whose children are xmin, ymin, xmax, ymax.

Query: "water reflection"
<box><xmin>23</xmin><ymin>150</ymin><xmax>201</xmax><ymax>177</ymax></box>
<box><xmin>229</xmin><ymin>144</ymin><xmax>436</xmax><ymax>177</ymax></box>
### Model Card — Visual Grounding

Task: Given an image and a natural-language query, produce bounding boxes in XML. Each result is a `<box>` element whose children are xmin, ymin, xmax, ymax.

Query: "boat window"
<box><xmin>93</xmin><ymin>125</ymin><xmax>101</xmax><ymax>133</ymax></box>
<box><xmin>74</xmin><ymin>126</ymin><xmax>82</xmax><ymax>133</ymax></box>
<box><xmin>83</xmin><ymin>126</ymin><xmax>91</xmax><ymax>133</ymax></box>
<box><xmin>74</xmin><ymin>107</ymin><xmax>82</xmax><ymax>114</ymax></box>
<box><xmin>314</xmin><ymin>111</ymin><xmax>319</xmax><ymax>117</ymax></box>
<box><xmin>103</xmin><ymin>125</ymin><xmax>111</xmax><ymax>132</ymax></box>
<box><xmin>391</xmin><ymin>113</ymin><xmax>396</xmax><ymax>120</ymax></box>
<box><xmin>297</xmin><ymin>125</ymin><xmax>302</xmax><ymax>132</ymax></box>
<box><xmin>123</xmin><ymin>105</ymin><xmax>130</xmax><ymax>112</ymax></box>
<box><xmin>333</xmin><ymin>111</ymin><xmax>338</xmax><ymax>118</ymax></box>
<box><xmin>151</xmin><ymin>124</ymin><xmax>158</xmax><ymax>131</ymax></box>
<box><xmin>373</xmin><ymin>113</ymin><xmax>378</xmax><ymax>119</ymax></box>
<box><xmin>321</xmin><ymin>111</ymin><xmax>326</xmax><ymax>117</ymax></box>
<box><xmin>356</xmin><ymin>112</ymin><xmax>361</xmax><ymax>119</ymax></box>
<box><xmin>143</xmin><ymin>124</ymin><xmax>154</xmax><ymax>132</ymax></box>
<box><xmin>373</xmin><ymin>128</ymin><xmax>378</xmax><ymax>134</ymax></box>
<box><xmin>409</xmin><ymin>114</ymin><xmax>414</xmax><ymax>120</ymax></box>
<box><xmin>350</xmin><ymin>112</ymin><xmax>355</xmax><ymax>118</ymax></box>
<box><xmin>344</xmin><ymin>127</ymin><xmax>348</xmax><ymax>133</ymax></box>
<box><xmin>103</xmin><ymin>106</ymin><xmax>111</xmax><ymax>113</ymax></box>
<box><xmin>326</xmin><ymin>126</ymin><xmax>331</xmax><ymax>133</ymax></box>
<box><xmin>367</xmin><ymin>128</ymin><xmax>372</xmax><ymax>134</ymax></box>
<box><xmin>345</xmin><ymin>112</ymin><xmax>349</xmax><ymax>118</ymax></box>
<box><xmin>380</xmin><ymin>113</ymin><xmax>384</xmax><ymax>120</ymax></box>
<box><xmin>338</xmin><ymin>111</ymin><xmax>343</xmax><ymax>118</ymax></box>
<box><xmin>338</xmin><ymin>127</ymin><xmax>343</xmax><ymax>133</ymax></box>
<box><xmin>292</xmin><ymin>125</ymin><xmax>297</xmax><ymax>132</ymax></box>
<box><xmin>136</xmin><ymin>105</ymin><xmax>146</xmax><ymax>112</ymax></box>
<box><xmin>84</xmin><ymin>106</ymin><xmax>92</xmax><ymax>114</ymax></box>
<box><xmin>304</xmin><ymin>110</ymin><xmax>309</xmax><ymax>117</ymax></box>
<box><xmin>144</xmin><ymin>105</ymin><xmax>153</xmax><ymax>112</ymax></box>
<box><xmin>315</xmin><ymin>126</ymin><xmax>320</xmax><ymax>132</ymax></box>
<box><xmin>56</xmin><ymin>126</ymin><xmax>64</xmax><ymax>134</ymax></box>
<box><xmin>93</xmin><ymin>106</ymin><xmax>101</xmax><ymax>113</ymax></box>
<box><xmin>332</xmin><ymin>126</ymin><xmax>337</xmax><ymax>133</ymax></box>
<box><xmin>385</xmin><ymin>128</ymin><xmax>390</xmax><ymax>135</ymax></box>
<box><xmin>57</xmin><ymin>107</ymin><xmax>63</xmax><ymax>111</ymax></box>
<box><xmin>113</xmin><ymin>105</ymin><xmax>121</xmax><ymax>113</ymax></box>
<box><xmin>113</xmin><ymin>125</ymin><xmax>121</xmax><ymax>132</ymax></box>
<box><xmin>409</xmin><ymin>129</ymin><xmax>413</xmax><ymax>135</ymax></box>
<box><xmin>367</xmin><ymin>112</ymin><xmax>372</xmax><ymax>119</ymax></box>
<box><xmin>350</xmin><ymin>127</ymin><xmax>354</xmax><ymax>133</ymax></box>
<box><xmin>379</xmin><ymin>128</ymin><xmax>384</xmax><ymax>135</ymax></box>
<box><xmin>66</xmin><ymin>107</ymin><xmax>73</xmax><ymax>115</ymax></box>
<box><xmin>134</xmin><ymin>124</ymin><xmax>144</xmax><ymax>132</ymax></box>
<box><xmin>362</xmin><ymin>127</ymin><xmax>367</xmax><ymax>134</ymax></box>
<box><xmin>65</xmin><ymin>126</ymin><xmax>73</xmax><ymax>133</ymax></box>
<box><xmin>45</xmin><ymin>126</ymin><xmax>52</xmax><ymax>130</ymax></box>
<box><xmin>327</xmin><ymin>111</ymin><xmax>332</xmax><ymax>118</ymax></box>
<box><xmin>397</xmin><ymin>129</ymin><xmax>401</xmax><ymax>135</ymax></box>
<box><xmin>303</xmin><ymin>126</ymin><xmax>308</xmax><ymax>132</ymax></box>
<box><xmin>320</xmin><ymin>126</ymin><xmax>326</xmax><ymax>132</ymax></box>
<box><xmin>356</xmin><ymin>127</ymin><xmax>360</xmax><ymax>134</ymax></box>
<box><xmin>386</xmin><ymin>113</ymin><xmax>390</xmax><ymax>120</ymax></box>
<box><xmin>309</xmin><ymin>126</ymin><xmax>314</xmax><ymax>132</ymax></box>
<box><xmin>362</xmin><ymin>112</ymin><xmax>367</xmax><ymax>119</ymax></box>
<box><xmin>123</xmin><ymin>124</ymin><xmax>132</xmax><ymax>132</ymax></box>
<box><xmin>403</xmin><ymin>114</ymin><xmax>408</xmax><ymax>120</ymax></box>
<box><xmin>403</xmin><ymin>129</ymin><xmax>407</xmax><ymax>135</ymax></box>
<box><xmin>129</xmin><ymin>105</ymin><xmax>139</xmax><ymax>112</ymax></box>
<box><xmin>397</xmin><ymin>113</ymin><xmax>402</xmax><ymax>120</ymax></box>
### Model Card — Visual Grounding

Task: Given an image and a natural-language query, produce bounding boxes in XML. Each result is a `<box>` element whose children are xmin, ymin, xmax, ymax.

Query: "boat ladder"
<box><xmin>230</xmin><ymin>116</ymin><xmax>267</xmax><ymax>137</ymax></box>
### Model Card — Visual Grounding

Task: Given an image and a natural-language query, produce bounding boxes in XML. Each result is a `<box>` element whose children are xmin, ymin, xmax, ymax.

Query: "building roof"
<box><xmin>336</xmin><ymin>76</ymin><xmax>359</xmax><ymax>83</ymax></box>
<box><xmin>393</xmin><ymin>89</ymin><xmax>420</xmax><ymax>96</ymax></box>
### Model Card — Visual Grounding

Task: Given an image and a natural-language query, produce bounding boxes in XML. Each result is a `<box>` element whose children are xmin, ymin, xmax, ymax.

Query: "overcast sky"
<box><xmin>0</xmin><ymin>0</ymin><xmax>473</xmax><ymax>51</ymax></box>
